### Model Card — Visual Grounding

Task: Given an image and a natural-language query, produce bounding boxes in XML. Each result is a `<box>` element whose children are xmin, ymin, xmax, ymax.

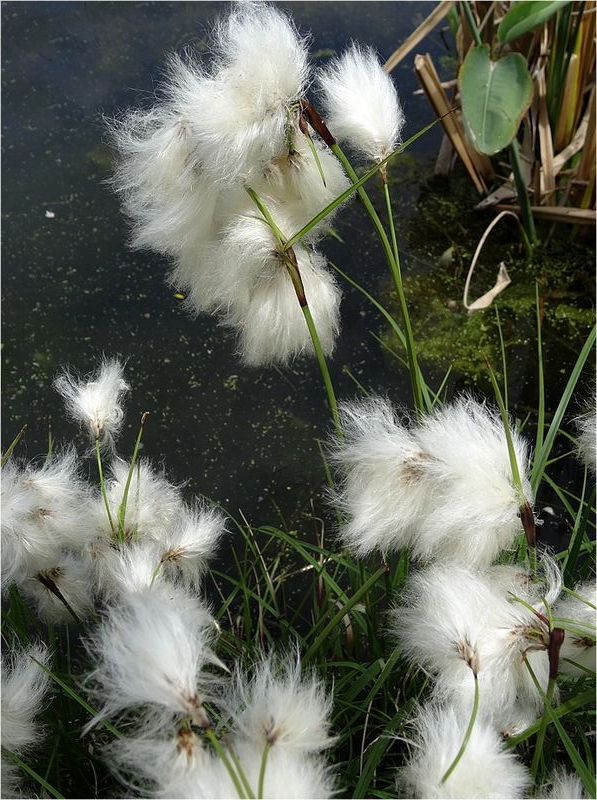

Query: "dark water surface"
<box><xmin>2</xmin><ymin>2</ymin><xmax>450</xmax><ymax>527</ymax></box>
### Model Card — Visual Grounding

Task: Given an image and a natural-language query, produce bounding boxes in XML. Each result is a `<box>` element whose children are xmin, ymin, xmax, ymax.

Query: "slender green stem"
<box><xmin>245</xmin><ymin>187</ymin><xmax>286</xmax><ymax>247</ymax></box>
<box><xmin>227</xmin><ymin>741</ymin><xmax>256</xmax><ymax>799</ymax></box>
<box><xmin>509</xmin><ymin>139</ymin><xmax>537</xmax><ymax>248</ymax></box>
<box><xmin>258</xmin><ymin>742</ymin><xmax>271</xmax><ymax>799</ymax></box>
<box><xmin>495</xmin><ymin>307</ymin><xmax>508</xmax><ymax>414</ymax></box>
<box><xmin>535</xmin><ymin>283</ymin><xmax>545</xmax><ymax>463</ymax></box>
<box><xmin>441</xmin><ymin>674</ymin><xmax>479</xmax><ymax>784</ymax></box>
<box><xmin>383</xmin><ymin>181</ymin><xmax>400</xmax><ymax>268</ymax></box>
<box><xmin>117</xmin><ymin>412</ymin><xmax>149</xmax><ymax>540</ymax></box>
<box><xmin>485</xmin><ymin>360</ymin><xmax>524</xmax><ymax>497</ymax></box>
<box><xmin>460</xmin><ymin>1</ymin><xmax>483</xmax><ymax>46</ymax></box>
<box><xmin>285</xmin><ymin>117</ymin><xmax>440</xmax><ymax>250</ymax></box>
<box><xmin>205</xmin><ymin>729</ymin><xmax>248</xmax><ymax>799</ymax></box>
<box><xmin>245</xmin><ymin>188</ymin><xmax>342</xmax><ymax>439</ymax></box>
<box><xmin>302</xmin><ymin>305</ymin><xmax>342</xmax><ymax>440</ymax></box>
<box><xmin>332</xmin><ymin>143</ymin><xmax>424</xmax><ymax>414</ymax></box>
<box><xmin>95</xmin><ymin>437</ymin><xmax>115</xmax><ymax>534</ymax></box>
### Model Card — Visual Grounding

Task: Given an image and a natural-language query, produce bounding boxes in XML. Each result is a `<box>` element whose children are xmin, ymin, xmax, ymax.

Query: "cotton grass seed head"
<box><xmin>543</xmin><ymin>767</ymin><xmax>587</xmax><ymax>798</ymax></box>
<box><xmin>54</xmin><ymin>358</ymin><xmax>129</xmax><ymax>448</ymax></box>
<box><xmin>224</xmin><ymin>651</ymin><xmax>334</xmax><ymax>753</ymax></box>
<box><xmin>157</xmin><ymin>503</ymin><xmax>226</xmax><ymax>589</ymax></box>
<box><xmin>318</xmin><ymin>43</ymin><xmax>405</xmax><ymax>162</ymax></box>
<box><xmin>330</xmin><ymin>396</ymin><xmax>534</xmax><ymax>568</ymax></box>
<box><xmin>1</xmin><ymin>643</ymin><xmax>51</xmax><ymax>754</ymax></box>
<box><xmin>20</xmin><ymin>553</ymin><xmax>94</xmax><ymax>623</ymax></box>
<box><xmin>330</xmin><ymin>397</ymin><xmax>427</xmax><ymax>556</ymax></box>
<box><xmin>399</xmin><ymin>703</ymin><xmax>531</xmax><ymax>799</ymax></box>
<box><xmin>85</xmin><ymin>586</ymin><xmax>218</xmax><ymax>729</ymax></box>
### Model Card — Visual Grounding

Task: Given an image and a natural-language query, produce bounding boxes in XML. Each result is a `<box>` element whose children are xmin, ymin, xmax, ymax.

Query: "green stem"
<box><xmin>332</xmin><ymin>143</ymin><xmax>424</xmax><ymax>415</ymax></box>
<box><xmin>95</xmin><ymin>437</ymin><xmax>115</xmax><ymax>535</ymax></box>
<box><xmin>441</xmin><ymin>673</ymin><xmax>479</xmax><ymax>784</ymax></box>
<box><xmin>460</xmin><ymin>2</ymin><xmax>483</xmax><ymax>46</ymax></box>
<box><xmin>258</xmin><ymin>742</ymin><xmax>271</xmax><ymax>799</ymax></box>
<box><xmin>509</xmin><ymin>138</ymin><xmax>537</xmax><ymax>248</ymax></box>
<box><xmin>530</xmin><ymin>676</ymin><xmax>556</xmax><ymax>778</ymax></box>
<box><xmin>245</xmin><ymin>187</ymin><xmax>342</xmax><ymax>440</ymax></box>
<box><xmin>117</xmin><ymin>412</ymin><xmax>149</xmax><ymax>541</ymax></box>
<box><xmin>302</xmin><ymin>305</ymin><xmax>342</xmax><ymax>440</ymax></box>
<box><xmin>535</xmin><ymin>283</ymin><xmax>545</xmax><ymax>462</ymax></box>
<box><xmin>227</xmin><ymin>741</ymin><xmax>256</xmax><ymax>800</ymax></box>
<box><xmin>205</xmin><ymin>729</ymin><xmax>248</xmax><ymax>799</ymax></box>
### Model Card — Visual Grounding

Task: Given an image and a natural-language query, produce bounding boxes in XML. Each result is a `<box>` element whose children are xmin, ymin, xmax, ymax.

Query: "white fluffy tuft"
<box><xmin>157</xmin><ymin>504</ymin><xmax>226</xmax><ymax>588</ymax></box>
<box><xmin>543</xmin><ymin>767</ymin><xmax>587</xmax><ymax>798</ymax></box>
<box><xmin>85</xmin><ymin>586</ymin><xmax>217</xmax><ymax>728</ymax></box>
<box><xmin>330</xmin><ymin>396</ymin><xmax>533</xmax><ymax>567</ymax></box>
<box><xmin>399</xmin><ymin>703</ymin><xmax>531</xmax><ymax>798</ymax></box>
<box><xmin>1</xmin><ymin>452</ymin><xmax>91</xmax><ymax>591</ymax></box>
<box><xmin>54</xmin><ymin>358</ymin><xmax>129</xmax><ymax>449</ymax></box>
<box><xmin>1</xmin><ymin>643</ymin><xmax>51</xmax><ymax>754</ymax></box>
<box><xmin>223</xmin><ymin>652</ymin><xmax>334</xmax><ymax>753</ymax></box>
<box><xmin>318</xmin><ymin>43</ymin><xmax>405</xmax><ymax>162</ymax></box>
<box><xmin>391</xmin><ymin>562</ymin><xmax>554</xmax><ymax>731</ymax></box>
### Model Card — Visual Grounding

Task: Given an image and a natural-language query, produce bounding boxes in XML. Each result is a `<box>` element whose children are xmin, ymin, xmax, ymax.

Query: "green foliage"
<box><xmin>459</xmin><ymin>45</ymin><xmax>533</xmax><ymax>156</ymax></box>
<box><xmin>497</xmin><ymin>1</ymin><xmax>571</xmax><ymax>44</ymax></box>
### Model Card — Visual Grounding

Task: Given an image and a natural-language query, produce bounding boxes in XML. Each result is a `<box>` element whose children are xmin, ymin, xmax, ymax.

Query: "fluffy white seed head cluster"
<box><xmin>331</xmin><ymin>396</ymin><xmax>533</xmax><ymax>567</ymax></box>
<box><xmin>110</xmin><ymin>3</ymin><xmax>382</xmax><ymax>366</ymax></box>
<box><xmin>391</xmin><ymin>561</ymin><xmax>557</xmax><ymax>734</ymax></box>
<box><xmin>398</xmin><ymin>703</ymin><xmax>531</xmax><ymax>799</ymax></box>
<box><xmin>1</xmin><ymin>644</ymin><xmax>52</xmax><ymax>797</ymax></box>
<box><xmin>317</xmin><ymin>43</ymin><xmax>405</xmax><ymax>162</ymax></box>
<box><xmin>105</xmin><ymin>652</ymin><xmax>336</xmax><ymax>799</ymax></box>
<box><xmin>2</xmin><ymin>358</ymin><xmax>225</xmax><ymax>622</ymax></box>
<box><xmin>85</xmin><ymin>587</ymin><xmax>218</xmax><ymax>729</ymax></box>
<box><xmin>54</xmin><ymin>358</ymin><xmax>129</xmax><ymax>449</ymax></box>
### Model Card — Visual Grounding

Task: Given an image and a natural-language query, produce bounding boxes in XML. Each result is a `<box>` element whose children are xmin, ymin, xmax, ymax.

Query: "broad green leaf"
<box><xmin>498</xmin><ymin>1</ymin><xmax>571</xmax><ymax>44</ymax></box>
<box><xmin>459</xmin><ymin>45</ymin><xmax>533</xmax><ymax>155</ymax></box>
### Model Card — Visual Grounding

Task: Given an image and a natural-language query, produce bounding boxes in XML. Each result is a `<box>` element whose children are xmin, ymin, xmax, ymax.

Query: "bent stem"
<box><xmin>117</xmin><ymin>411</ymin><xmax>149</xmax><ymax>541</ymax></box>
<box><xmin>332</xmin><ymin>142</ymin><xmax>424</xmax><ymax>415</ymax></box>
<box><xmin>245</xmin><ymin>186</ymin><xmax>342</xmax><ymax>440</ymax></box>
<box><xmin>95</xmin><ymin>437</ymin><xmax>115</xmax><ymax>535</ymax></box>
<box><xmin>441</xmin><ymin>673</ymin><xmax>479</xmax><ymax>784</ymax></box>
